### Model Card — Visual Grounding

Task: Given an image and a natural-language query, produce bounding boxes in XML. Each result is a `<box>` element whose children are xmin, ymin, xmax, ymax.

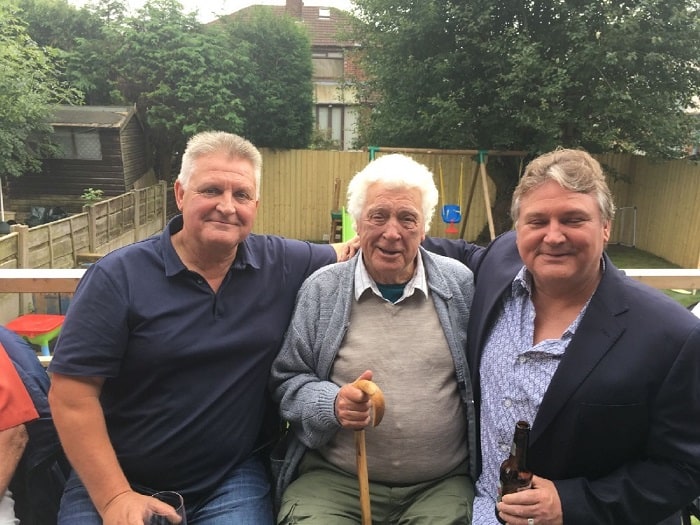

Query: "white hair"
<box><xmin>346</xmin><ymin>154</ymin><xmax>439</xmax><ymax>231</ymax></box>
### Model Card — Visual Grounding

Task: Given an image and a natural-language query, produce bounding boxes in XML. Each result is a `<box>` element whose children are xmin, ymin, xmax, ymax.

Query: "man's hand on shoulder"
<box><xmin>332</xmin><ymin>235</ymin><xmax>360</xmax><ymax>262</ymax></box>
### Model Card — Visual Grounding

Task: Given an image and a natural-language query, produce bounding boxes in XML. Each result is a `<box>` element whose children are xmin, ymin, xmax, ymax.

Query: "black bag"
<box><xmin>9</xmin><ymin>418</ymin><xmax>70</xmax><ymax>525</ymax></box>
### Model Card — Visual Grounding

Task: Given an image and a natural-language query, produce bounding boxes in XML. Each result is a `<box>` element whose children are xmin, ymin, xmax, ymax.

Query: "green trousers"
<box><xmin>278</xmin><ymin>451</ymin><xmax>474</xmax><ymax>525</ymax></box>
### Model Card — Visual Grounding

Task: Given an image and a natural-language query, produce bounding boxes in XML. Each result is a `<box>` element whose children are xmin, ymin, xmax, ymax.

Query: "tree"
<box><xmin>18</xmin><ymin>0</ymin><xmax>319</xmax><ymax>177</ymax></box>
<box><xmin>17</xmin><ymin>0</ymin><xmax>117</xmax><ymax>105</ymax></box>
<box><xmin>98</xmin><ymin>0</ymin><xmax>251</xmax><ymax>180</ymax></box>
<box><xmin>0</xmin><ymin>3</ymin><xmax>81</xmax><ymax>179</ymax></box>
<box><xmin>16</xmin><ymin>0</ymin><xmax>103</xmax><ymax>50</ymax></box>
<box><xmin>351</xmin><ymin>0</ymin><xmax>700</xmax><ymax>236</ymax></box>
<box><xmin>217</xmin><ymin>8</ymin><xmax>314</xmax><ymax>148</ymax></box>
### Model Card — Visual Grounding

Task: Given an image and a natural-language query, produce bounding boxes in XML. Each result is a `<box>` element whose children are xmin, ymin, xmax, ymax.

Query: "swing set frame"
<box><xmin>368</xmin><ymin>146</ymin><xmax>527</xmax><ymax>240</ymax></box>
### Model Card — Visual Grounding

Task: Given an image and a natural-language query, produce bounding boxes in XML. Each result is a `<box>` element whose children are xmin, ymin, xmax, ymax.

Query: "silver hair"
<box><xmin>346</xmin><ymin>154</ymin><xmax>439</xmax><ymax>231</ymax></box>
<box><xmin>177</xmin><ymin>131</ymin><xmax>262</xmax><ymax>199</ymax></box>
<box><xmin>511</xmin><ymin>148</ymin><xmax>615</xmax><ymax>225</ymax></box>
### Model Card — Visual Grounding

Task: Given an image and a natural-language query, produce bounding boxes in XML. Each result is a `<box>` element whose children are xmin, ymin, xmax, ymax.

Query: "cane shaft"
<box><xmin>355</xmin><ymin>429</ymin><xmax>371</xmax><ymax>525</ymax></box>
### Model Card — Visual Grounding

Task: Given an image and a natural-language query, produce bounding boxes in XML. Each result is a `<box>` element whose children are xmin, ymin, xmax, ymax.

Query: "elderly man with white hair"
<box><xmin>270</xmin><ymin>154</ymin><xmax>477</xmax><ymax>524</ymax></box>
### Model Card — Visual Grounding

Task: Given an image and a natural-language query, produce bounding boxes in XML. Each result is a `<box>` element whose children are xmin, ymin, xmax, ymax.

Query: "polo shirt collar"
<box><xmin>161</xmin><ymin>215</ymin><xmax>260</xmax><ymax>276</ymax></box>
<box><xmin>162</xmin><ymin>215</ymin><xmax>187</xmax><ymax>277</ymax></box>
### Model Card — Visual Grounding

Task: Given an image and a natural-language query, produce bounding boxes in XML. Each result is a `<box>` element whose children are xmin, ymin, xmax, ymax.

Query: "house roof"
<box><xmin>219</xmin><ymin>5</ymin><xmax>357</xmax><ymax>48</ymax></box>
<box><xmin>49</xmin><ymin>105</ymin><xmax>137</xmax><ymax>129</ymax></box>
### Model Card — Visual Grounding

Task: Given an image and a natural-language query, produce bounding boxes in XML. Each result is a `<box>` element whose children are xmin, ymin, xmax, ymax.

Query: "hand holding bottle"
<box><xmin>495</xmin><ymin>475</ymin><xmax>563</xmax><ymax>525</ymax></box>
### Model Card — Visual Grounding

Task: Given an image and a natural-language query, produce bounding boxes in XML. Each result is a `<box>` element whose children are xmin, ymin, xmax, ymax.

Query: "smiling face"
<box><xmin>515</xmin><ymin>180</ymin><xmax>610</xmax><ymax>296</ymax></box>
<box><xmin>356</xmin><ymin>182</ymin><xmax>426</xmax><ymax>284</ymax></box>
<box><xmin>174</xmin><ymin>151</ymin><xmax>259</xmax><ymax>252</ymax></box>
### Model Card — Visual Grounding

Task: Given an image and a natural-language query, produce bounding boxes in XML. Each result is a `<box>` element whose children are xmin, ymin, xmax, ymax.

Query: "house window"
<box><xmin>312</xmin><ymin>52</ymin><xmax>344</xmax><ymax>79</ymax></box>
<box><xmin>317</xmin><ymin>105</ymin><xmax>344</xmax><ymax>147</ymax></box>
<box><xmin>54</xmin><ymin>129</ymin><xmax>102</xmax><ymax>160</ymax></box>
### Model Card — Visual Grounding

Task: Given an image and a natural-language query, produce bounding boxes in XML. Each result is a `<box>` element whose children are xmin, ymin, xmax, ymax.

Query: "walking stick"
<box><xmin>352</xmin><ymin>380</ymin><xmax>385</xmax><ymax>525</ymax></box>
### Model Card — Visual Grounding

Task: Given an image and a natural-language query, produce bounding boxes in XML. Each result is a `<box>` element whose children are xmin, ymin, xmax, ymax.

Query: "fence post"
<box><xmin>10</xmin><ymin>224</ymin><xmax>31</xmax><ymax>313</ymax></box>
<box><xmin>84</xmin><ymin>203</ymin><xmax>97</xmax><ymax>252</ymax></box>
<box><xmin>12</xmin><ymin>224</ymin><xmax>29</xmax><ymax>269</ymax></box>
<box><xmin>160</xmin><ymin>181</ymin><xmax>167</xmax><ymax>230</ymax></box>
<box><xmin>133</xmin><ymin>190</ymin><xmax>141</xmax><ymax>241</ymax></box>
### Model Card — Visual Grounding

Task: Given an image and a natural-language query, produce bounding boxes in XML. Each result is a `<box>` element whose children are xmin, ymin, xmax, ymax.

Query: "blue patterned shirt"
<box><xmin>472</xmin><ymin>265</ymin><xmax>591</xmax><ymax>524</ymax></box>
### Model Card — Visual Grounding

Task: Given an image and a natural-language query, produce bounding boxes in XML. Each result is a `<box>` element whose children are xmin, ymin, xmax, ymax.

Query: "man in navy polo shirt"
<box><xmin>48</xmin><ymin>131</ymin><xmax>350</xmax><ymax>525</ymax></box>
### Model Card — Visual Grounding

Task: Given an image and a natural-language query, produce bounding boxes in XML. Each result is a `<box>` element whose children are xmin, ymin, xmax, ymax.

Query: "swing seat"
<box><xmin>441</xmin><ymin>205</ymin><xmax>462</xmax><ymax>224</ymax></box>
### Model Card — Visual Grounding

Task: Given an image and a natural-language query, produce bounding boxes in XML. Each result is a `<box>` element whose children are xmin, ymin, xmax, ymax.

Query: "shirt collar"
<box><xmin>510</xmin><ymin>257</ymin><xmax>605</xmax><ymax>338</ymax></box>
<box><xmin>512</xmin><ymin>256</ymin><xmax>607</xmax><ymax>297</ymax></box>
<box><xmin>161</xmin><ymin>214</ymin><xmax>258</xmax><ymax>277</ymax></box>
<box><xmin>354</xmin><ymin>249</ymin><xmax>428</xmax><ymax>302</ymax></box>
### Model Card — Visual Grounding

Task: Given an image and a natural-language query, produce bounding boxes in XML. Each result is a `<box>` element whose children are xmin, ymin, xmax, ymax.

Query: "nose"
<box><xmin>216</xmin><ymin>192</ymin><xmax>237</xmax><ymax>214</ymax></box>
<box><xmin>543</xmin><ymin>220</ymin><xmax>565</xmax><ymax>243</ymax></box>
<box><xmin>381</xmin><ymin>217</ymin><xmax>402</xmax><ymax>239</ymax></box>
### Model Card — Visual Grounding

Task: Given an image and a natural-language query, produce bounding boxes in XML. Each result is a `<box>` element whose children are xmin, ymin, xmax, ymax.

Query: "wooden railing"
<box><xmin>0</xmin><ymin>267</ymin><xmax>698</xmax><ymax>366</ymax></box>
<box><xmin>621</xmin><ymin>269</ymin><xmax>700</xmax><ymax>290</ymax></box>
<box><xmin>3</xmin><ymin>268</ymin><xmax>696</xmax><ymax>295</ymax></box>
<box><xmin>0</xmin><ymin>269</ymin><xmax>86</xmax><ymax>294</ymax></box>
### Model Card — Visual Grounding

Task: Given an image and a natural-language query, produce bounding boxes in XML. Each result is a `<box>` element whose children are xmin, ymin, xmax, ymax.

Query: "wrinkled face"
<box><xmin>357</xmin><ymin>183</ymin><xmax>425</xmax><ymax>284</ymax></box>
<box><xmin>516</xmin><ymin>180</ymin><xmax>610</xmax><ymax>293</ymax></box>
<box><xmin>174</xmin><ymin>152</ymin><xmax>259</xmax><ymax>250</ymax></box>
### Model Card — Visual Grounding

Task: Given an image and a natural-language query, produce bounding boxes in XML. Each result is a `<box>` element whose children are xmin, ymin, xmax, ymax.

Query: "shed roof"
<box><xmin>50</xmin><ymin>105</ymin><xmax>137</xmax><ymax>129</ymax></box>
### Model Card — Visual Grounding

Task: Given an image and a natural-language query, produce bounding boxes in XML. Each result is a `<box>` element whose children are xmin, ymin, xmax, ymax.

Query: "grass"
<box><xmin>606</xmin><ymin>243</ymin><xmax>699</xmax><ymax>309</ymax></box>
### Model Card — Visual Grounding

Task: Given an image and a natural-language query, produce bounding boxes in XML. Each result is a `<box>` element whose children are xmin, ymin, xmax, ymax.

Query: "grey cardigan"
<box><xmin>269</xmin><ymin>247</ymin><xmax>478</xmax><ymax>507</ymax></box>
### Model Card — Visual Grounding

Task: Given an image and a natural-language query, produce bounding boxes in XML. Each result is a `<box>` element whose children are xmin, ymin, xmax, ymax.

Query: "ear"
<box><xmin>602</xmin><ymin>219</ymin><xmax>611</xmax><ymax>243</ymax></box>
<box><xmin>174</xmin><ymin>181</ymin><xmax>185</xmax><ymax>211</ymax></box>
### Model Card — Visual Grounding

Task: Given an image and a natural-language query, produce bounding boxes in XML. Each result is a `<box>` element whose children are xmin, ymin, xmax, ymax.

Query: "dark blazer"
<box><xmin>425</xmin><ymin>232</ymin><xmax>700</xmax><ymax>524</ymax></box>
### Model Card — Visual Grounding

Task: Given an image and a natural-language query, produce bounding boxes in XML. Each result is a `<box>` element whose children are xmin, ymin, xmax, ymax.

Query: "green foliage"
<box><xmin>309</xmin><ymin>128</ymin><xmax>342</xmax><ymax>150</ymax></box>
<box><xmin>80</xmin><ymin>187</ymin><xmax>104</xmax><ymax>202</ymax></box>
<box><xmin>218</xmin><ymin>8</ymin><xmax>314</xmax><ymax>148</ymax></box>
<box><xmin>16</xmin><ymin>0</ymin><xmax>103</xmax><ymax>50</ymax></box>
<box><xmin>351</xmin><ymin>0</ymin><xmax>700</xmax><ymax>158</ymax></box>
<box><xmin>0</xmin><ymin>3</ymin><xmax>81</xmax><ymax>178</ymax></box>
<box><xmin>108</xmin><ymin>0</ymin><xmax>249</xmax><ymax>180</ymax></box>
<box><xmin>19</xmin><ymin>0</ymin><xmax>317</xmax><ymax>180</ymax></box>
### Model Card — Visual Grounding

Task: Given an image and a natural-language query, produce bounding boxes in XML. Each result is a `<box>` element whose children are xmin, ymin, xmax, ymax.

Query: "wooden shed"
<box><xmin>8</xmin><ymin>105</ymin><xmax>150</xmax><ymax>217</ymax></box>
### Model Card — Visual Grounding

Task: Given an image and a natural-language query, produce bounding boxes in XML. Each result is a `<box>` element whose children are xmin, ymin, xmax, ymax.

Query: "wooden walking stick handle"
<box><xmin>353</xmin><ymin>379</ymin><xmax>385</xmax><ymax>525</ymax></box>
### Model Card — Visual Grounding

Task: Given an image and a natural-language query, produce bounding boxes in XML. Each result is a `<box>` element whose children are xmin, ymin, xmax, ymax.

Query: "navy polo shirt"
<box><xmin>50</xmin><ymin>216</ymin><xmax>336</xmax><ymax>497</ymax></box>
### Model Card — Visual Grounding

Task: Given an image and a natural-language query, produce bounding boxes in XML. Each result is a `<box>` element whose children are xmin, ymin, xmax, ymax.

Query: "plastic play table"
<box><xmin>6</xmin><ymin>313</ymin><xmax>65</xmax><ymax>356</ymax></box>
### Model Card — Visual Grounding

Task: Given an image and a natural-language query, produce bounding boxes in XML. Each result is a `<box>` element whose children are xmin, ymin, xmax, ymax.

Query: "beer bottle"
<box><xmin>495</xmin><ymin>420</ymin><xmax>533</xmax><ymax>524</ymax></box>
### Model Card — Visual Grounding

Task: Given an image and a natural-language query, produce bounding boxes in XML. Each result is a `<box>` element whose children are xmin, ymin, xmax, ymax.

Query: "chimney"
<box><xmin>286</xmin><ymin>0</ymin><xmax>303</xmax><ymax>19</ymax></box>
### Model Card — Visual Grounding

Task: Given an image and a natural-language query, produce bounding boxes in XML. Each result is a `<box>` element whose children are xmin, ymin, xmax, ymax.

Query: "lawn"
<box><xmin>606</xmin><ymin>243</ymin><xmax>699</xmax><ymax>309</ymax></box>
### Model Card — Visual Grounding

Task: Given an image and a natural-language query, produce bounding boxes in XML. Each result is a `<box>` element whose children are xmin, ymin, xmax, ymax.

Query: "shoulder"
<box><xmin>89</xmin><ymin>235</ymin><xmax>161</xmax><ymax>274</ymax></box>
<box><xmin>600</xmin><ymin>263</ymin><xmax>700</xmax><ymax>335</ymax></box>
<box><xmin>422</xmin><ymin>248</ymin><xmax>474</xmax><ymax>281</ymax></box>
<box><xmin>301</xmin><ymin>258</ymin><xmax>355</xmax><ymax>291</ymax></box>
<box><xmin>244</xmin><ymin>234</ymin><xmax>335</xmax><ymax>263</ymax></box>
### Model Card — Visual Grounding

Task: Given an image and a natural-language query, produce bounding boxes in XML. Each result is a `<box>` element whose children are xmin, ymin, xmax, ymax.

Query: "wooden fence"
<box><xmin>253</xmin><ymin>149</ymin><xmax>500</xmax><ymax>243</ymax></box>
<box><xmin>253</xmin><ymin>149</ymin><xmax>700</xmax><ymax>269</ymax></box>
<box><xmin>0</xmin><ymin>182</ymin><xmax>167</xmax><ymax>322</ymax></box>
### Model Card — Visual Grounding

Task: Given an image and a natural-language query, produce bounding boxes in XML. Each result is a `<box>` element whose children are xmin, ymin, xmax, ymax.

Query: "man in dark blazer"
<box><xmin>425</xmin><ymin>148</ymin><xmax>700</xmax><ymax>525</ymax></box>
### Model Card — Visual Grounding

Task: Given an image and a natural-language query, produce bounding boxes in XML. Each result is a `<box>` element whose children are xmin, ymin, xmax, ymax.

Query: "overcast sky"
<box><xmin>68</xmin><ymin>0</ymin><xmax>355</xmax><ymax>23</ymax></box>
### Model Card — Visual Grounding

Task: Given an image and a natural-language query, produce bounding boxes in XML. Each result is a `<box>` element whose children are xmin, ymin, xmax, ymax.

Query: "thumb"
<box><xmin>147</xmin><ymin>500</ymin><xmax>182</xmax><ymax>523</ymax></box>
<box><xmin>355</xmin><ymin>370</ymin><xmax>373</xmax><ymax>383</ymax></box>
